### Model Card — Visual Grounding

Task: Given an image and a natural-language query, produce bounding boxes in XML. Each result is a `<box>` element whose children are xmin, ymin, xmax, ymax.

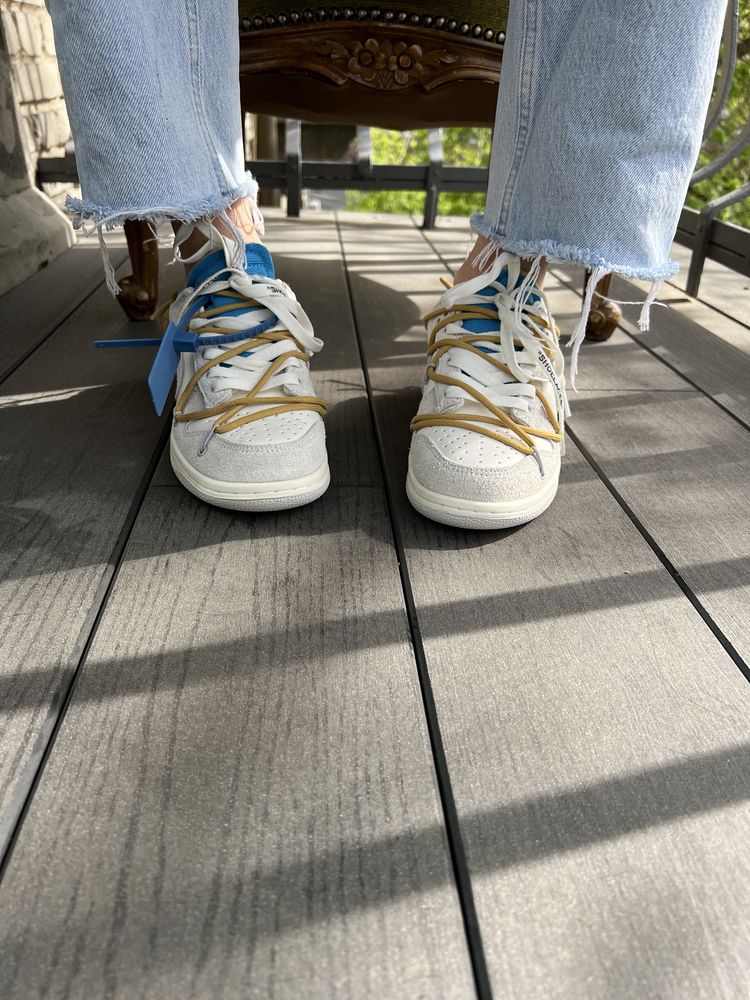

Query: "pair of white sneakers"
<box><xmin>168</xmin><ymin>233</ymin><xmax>568</xmax><ymax>530</ymax></box>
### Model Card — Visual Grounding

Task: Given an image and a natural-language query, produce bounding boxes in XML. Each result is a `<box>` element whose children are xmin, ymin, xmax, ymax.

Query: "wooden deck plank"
<box><xmin>0</xmin><ymin>257</ymin><xmax>181</xmax><ymax>838</ymax></box>
<box><xmin>551</xmin><ymin>264</ymin><xmax>750</xmax><ymax>424</ymax></box>
<box><xmin>1</xmin><ymin>489</ymin><xmax>474</xmax><ymax>1000</ymax></box>
<box><xmin>0</xmin><ymin>218</ymin><xmax>474</xmax><ymax>998</ymax></box>
<box><xmin>668</xmin><ymin>241</ymin><xmax>750</xmax><ymax>334</ymax></box>
<box><xmin>0</xmin><ymin>238</ymin><xmax>130</xmax><ymax>382</ymax></box>
<box><xmin>526</xmin><ymin>267</ymin><xmax>750</xmax><ymax>665</ymax></box>
<box><xmin>338</xmin><ymin>215</ymin><xmax>750</xmax><ymax>998</ymax></box>
<box><xmin>568</xmin><ymin>389</ymin><xmax>750</xmax><ymax>662</ymax></box>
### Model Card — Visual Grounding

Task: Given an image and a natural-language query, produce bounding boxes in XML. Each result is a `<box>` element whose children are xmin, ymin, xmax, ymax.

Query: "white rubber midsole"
<box><xmin>170</xmin><ymin>436</ymin><xmax>330</xmax><ymax>501</ymax></box>
<box><xmin>406</xmin><ymin>462</ymin><xmax>559</xmax><ymax>516</ymax></box>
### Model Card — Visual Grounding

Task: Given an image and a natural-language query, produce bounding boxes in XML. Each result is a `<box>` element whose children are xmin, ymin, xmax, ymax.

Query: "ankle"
<box><xmin>454</xmin><ymin>236</ymin><xmax>547</xmax><ymax>287</ymax></box>
<box><xmin>175</xmin><ymin>196</ymin><xmax>264</xmax><ymax>277</ymax></box>
<box><xmin>222</xmin><ymin>196</ymin><xmax>263</xmax><ymax>244</ymax></box>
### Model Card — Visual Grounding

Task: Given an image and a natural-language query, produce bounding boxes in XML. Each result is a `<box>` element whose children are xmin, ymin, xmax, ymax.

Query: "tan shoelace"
<box><xmin>411</xmin><ymin>302</ymin><xmax>563</xmax><ymax>457</ymax></box>
<box><xmin>173</xmin><ymin>290</ymin><xmax>326</xmax><ymax>435</ymax></box>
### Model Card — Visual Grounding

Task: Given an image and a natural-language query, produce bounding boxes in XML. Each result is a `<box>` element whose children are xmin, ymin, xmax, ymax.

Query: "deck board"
<box><xmin>0</xmin><ymin>260</ymin><xmax>186</xmax><ymax>840</ymax></box>
<box><xmin>0</xmin><ymin>239</ymin><xmax>129</xmax><ymax>382</ymax></box>
<box><xmin>569</xmin><ymin>389</ymin><xmax>750</xmax><ymax>658</ymax></box>
<box><xmin>424</xmin><ymin>220</ymin><xmax>750</xmax><ymax>663</ymax></box>
<box><xmin>0</xmin><ymin>488</ymin><xmax>473</xmax><ymax>1000</ymax></box>
<box><xmin>337</xmin><ymin>215</ymin><xmax>750</xmax><ymax>998</ymax></box>
<box><xmin>0</xmin><ymin>216</ymin><xmax>473</xmax><ymax>1000</ymax></box>
<box><xmin>554</xmin><ymin>264</ymin><xmax>750</xmax><ymax>423</ymax></box>
<box><xmin>535</xmin><ymin>268</ymin><xmax>750</xmax><ymax>666</ymax></box>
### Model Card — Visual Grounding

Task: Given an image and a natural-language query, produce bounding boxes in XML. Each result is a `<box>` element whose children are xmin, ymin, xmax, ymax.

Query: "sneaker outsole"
<box><xmin>406</xmin><ymin>463</ymin><xmax>559</xmax><ymax>530</ymax></box>
<box><xmin>170</xmin><ymin>436</ymin><xmax>330</xmax><ymax>512</ymax></box>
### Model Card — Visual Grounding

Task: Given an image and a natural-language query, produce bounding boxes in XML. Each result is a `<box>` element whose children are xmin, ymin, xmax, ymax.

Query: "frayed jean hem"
<box><xmin>469</xmin><ymin>212</ymin><xmax>680</xmax><ymax>282</ymax></box>
<box><xmin>66</xmin><ymin>172</ymin><xmax>261</xmax><ymax>296</ymax></box>
<box><xmin>65</xmin><ymin>171</ymin><xmax>259</xmax><ymax>232</ymax></box>
<box><xmin>469</xmin><ymin>211</ymin><xmax>671</xmax><ymax>388</ymax></box>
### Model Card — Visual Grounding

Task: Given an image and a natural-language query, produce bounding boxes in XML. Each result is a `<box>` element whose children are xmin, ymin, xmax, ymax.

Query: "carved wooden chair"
<box><xmin>118</xmin><ymin>0</ymin><xmax>619</xmax><ymax>339</ymax></box>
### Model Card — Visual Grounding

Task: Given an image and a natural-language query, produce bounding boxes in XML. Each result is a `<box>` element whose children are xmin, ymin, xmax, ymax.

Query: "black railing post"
<box><xmin>285</xmin><ymin>120</ymin><xmax>302</xmax><ymax>218</ymax></box>
<box><xmin>422</xmin><ymin>129</ymin><xmax>443</xmax><ymax>230</ymax></box>
<box><xmin>686</xmin><ymin>181</ymin><xmax>750</xmax><ymax>297</ymax></box>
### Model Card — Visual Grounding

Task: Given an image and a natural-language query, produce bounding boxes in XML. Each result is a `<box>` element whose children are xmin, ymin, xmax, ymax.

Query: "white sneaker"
<box><xmin>168</xmin><ymin>236</ymin><xmax>329</xmax><ymax>511</ymax></box>
<box><xmin>407</xmin><ymin>253</ymin><xmax>568</xmax><ymax>530</ymax></box>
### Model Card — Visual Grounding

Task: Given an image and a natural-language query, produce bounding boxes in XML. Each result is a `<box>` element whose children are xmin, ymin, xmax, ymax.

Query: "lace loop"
<box><xmin>411</xmin><ymin>254</ymin><xmax>567</xmax><ymax>456</ymax></box>
<box><xmin>173</xmin><ymin>266</ymin><xmax>326</xmax><ymax>436</ymax></box>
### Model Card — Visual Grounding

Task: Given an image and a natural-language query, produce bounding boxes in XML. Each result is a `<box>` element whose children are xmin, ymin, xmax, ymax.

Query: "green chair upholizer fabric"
<box><xmin>237</xmin><ymin>0</ymin><xmax>510</xmax><ymax>126</ymax></box>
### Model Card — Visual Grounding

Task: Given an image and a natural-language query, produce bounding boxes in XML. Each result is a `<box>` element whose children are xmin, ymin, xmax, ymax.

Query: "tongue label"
<box><xmin>535</xmin><ymin>346</ymin><xmax>565</xmax><ymax>417</ymax></box>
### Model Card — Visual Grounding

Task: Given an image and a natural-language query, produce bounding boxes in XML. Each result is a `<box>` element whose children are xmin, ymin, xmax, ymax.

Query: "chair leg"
<box><xmin>117</xmin><ymin>219</ymin><xmax>159</xmax><ymax>321</ymax></box>
<box><xmin>583</xmin><ymin>271</ymin><xmax>622</xmax><ymax>342</ymax></box>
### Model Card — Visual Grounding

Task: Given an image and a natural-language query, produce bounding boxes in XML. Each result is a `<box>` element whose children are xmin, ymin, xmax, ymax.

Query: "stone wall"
<box><xmin>1</xmin><ymin>0</ymin><xmax>74</xmax><ymax>206</ymax></box>
<box><xmin>0</xmin><ymin>0</ymin><xmax>73</xmax><ymax>295</ymax></box>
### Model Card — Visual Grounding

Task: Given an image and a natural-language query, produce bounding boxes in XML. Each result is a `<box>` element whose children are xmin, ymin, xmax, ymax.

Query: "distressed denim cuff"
<box><xmin>65</xmin><ymin>171</ymin><xmax>260</xmax><ymax>233</ymax></box>
<box><xmin>470</xmin><ymin>212</ymin><xmax>680</xmax><ymax>283</ymax></box>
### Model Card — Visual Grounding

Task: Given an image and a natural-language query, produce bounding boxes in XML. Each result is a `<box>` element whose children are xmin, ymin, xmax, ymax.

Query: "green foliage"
<box><xmin>349</xmin><ymin>4</ymin><xmax>750</xmax><ymax>229</ymax></box>
<box><xmin>688</xmin><ymin>0</ymin><xmax>750</xmax><ymax>228</ymax></box>
<box><xmin>346</xmin><ymin>127</ymin><xmax>491</xmax><ymax>217</ymax></box>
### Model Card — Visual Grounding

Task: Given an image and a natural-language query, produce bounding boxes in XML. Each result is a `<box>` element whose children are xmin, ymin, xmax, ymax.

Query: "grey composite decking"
<box><xmin>0</xmin><ymin>211</ymin><xmax>749</xmax><ymax>999</ymax></box>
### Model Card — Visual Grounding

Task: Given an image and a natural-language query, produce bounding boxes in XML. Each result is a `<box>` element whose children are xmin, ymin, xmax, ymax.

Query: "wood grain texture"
<box><xmin>0</xmin><ymin>489</ymin><xmax>473</xmax><ymax>999</ymax></box>
<box><xmin>552</xmin><ymin>263</ymin><xmax>750</xmax><ymax>422</ymax></box>
<box><xmin>569</xmin><ymin>388</ymin><xmax>750</xmax><ymax>662</ymax></box>
<box><xmin>0</xmin><ymin>239</ymin><xmax>130</xmax><ymax>382</ymax></box>
<box><xmin>338</xmin><ymin>216</ymin><xmax>750</xmax><ymax>999</ymax></box>
<box><xmin>0</xmin><ymin>257</ymin><xmax>181</xmax><ymax>829</ymax></box>
<box><xmin>613</xmin><ymin>273</ymin><xmax>750</xmax><ymax>424</ymax></box>
<box><xmin>665</xmin><ymin>242</ymin><xmax>749</xmax><ymax>335</ymax></box>
<box><xmin>0</xmin><ymin>217</ymin><xmax>473</xmax><ymax>999</ymax></box>
<box><xmin>542</xmin><ymin>263</ymin><xmax>750</xmax><ymax>664</ymax></box>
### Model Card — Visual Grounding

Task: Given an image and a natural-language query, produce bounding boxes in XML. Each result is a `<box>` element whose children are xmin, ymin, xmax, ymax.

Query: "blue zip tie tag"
<box><xmin>94</xmin><ymin>337</ymin><xmax>163</xmax><ymax>348</ymax></box>
<box><xmin>93</xmin><ymin>299</ymin><xmax>204</xmax><ymax>416</ymax></box>
<box><xmin>147</xmin><ymin>299</ymin><xmax>204</xmax><ymax>416</ymax></box>
<box><xmin>94</xmin><ymin>297</ymin><xmax>280</xmax><ymax>416</ymax></box>
<box><xmin>146</xmin><ymin>310</ymin><xmax>278</xmax><ymax>416</ymax></box>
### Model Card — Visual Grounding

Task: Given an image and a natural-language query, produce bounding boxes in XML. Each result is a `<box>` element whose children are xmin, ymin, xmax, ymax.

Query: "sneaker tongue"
<box><xmin>187</xmin><ymin>243</ymin><xmax>276</xmax><ymax>289</ymax></box>
<box><xmin>461</xmin><ymin>266</ymin><xmax>539</xmax><ymax>338</ymax></box>
<box><xmin>187</xmin><ymin>244</ymin><xmax>277</xmax><ymax>320</ymax></box>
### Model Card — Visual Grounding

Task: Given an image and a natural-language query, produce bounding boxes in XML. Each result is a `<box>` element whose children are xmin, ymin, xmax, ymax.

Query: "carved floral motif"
<box><xmin>316</xmin><ymin>36</ymin><xmax>457</xmax><ymax>88</ymax></box>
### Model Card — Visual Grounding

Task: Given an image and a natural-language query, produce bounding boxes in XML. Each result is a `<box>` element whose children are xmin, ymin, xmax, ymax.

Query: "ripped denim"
<box><xmin>46</xmin><ymin>0</ymin><xmax>258</xmax><ymax>289</ymax></box>
<box><xmin>471</xmin><ymin>0</ymin><xmax>724</xmax><ymax>374</ymax></box>
<box><xmin>48</xmin><ymin>0</ymin><xmax>723</xmax><ymax>364</ymax></box>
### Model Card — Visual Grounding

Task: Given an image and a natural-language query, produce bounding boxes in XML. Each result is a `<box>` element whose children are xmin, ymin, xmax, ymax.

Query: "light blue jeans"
<box><xmin>47</xmin><ymin>0</ymin><xmax>725</xmax><ymax>288</ymax></box>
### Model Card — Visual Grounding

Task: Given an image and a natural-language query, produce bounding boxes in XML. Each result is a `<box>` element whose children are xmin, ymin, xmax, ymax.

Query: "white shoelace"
<box><xmin>429</xmin><ymin>253</ymin><xmax>570</xmax><ymax>435</ymax></box>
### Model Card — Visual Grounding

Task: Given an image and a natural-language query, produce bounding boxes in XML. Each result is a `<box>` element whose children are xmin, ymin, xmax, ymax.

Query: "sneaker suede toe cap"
<box><xmin>409</xmin><ymin>432</ymin><xmax>557</xmax><ymax>504</ymax></box>
<box><xmin>173</xmin><ymin>416</ymin><xmax>326</xmax><ymax>486</ymax></box>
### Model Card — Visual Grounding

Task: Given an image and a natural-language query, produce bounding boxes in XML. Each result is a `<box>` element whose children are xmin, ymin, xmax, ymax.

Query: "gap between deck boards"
<box><xmin>2</xmin><ymin>214</ymin><xmax>749</xmax><ymax>1000</ymax></box>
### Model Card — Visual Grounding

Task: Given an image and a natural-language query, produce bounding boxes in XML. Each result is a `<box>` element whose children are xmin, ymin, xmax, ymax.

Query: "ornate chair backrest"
<box><xmin>238</xmin><ymin>1</ymin><xmax>508</xmax><ymax>127</ymax></box>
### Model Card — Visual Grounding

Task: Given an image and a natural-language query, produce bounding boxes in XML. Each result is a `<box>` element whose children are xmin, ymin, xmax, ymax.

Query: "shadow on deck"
<box><xmin>1</xmin><ymin>211</ymin><xmax>749</xmax><ymax>999</ymax></box>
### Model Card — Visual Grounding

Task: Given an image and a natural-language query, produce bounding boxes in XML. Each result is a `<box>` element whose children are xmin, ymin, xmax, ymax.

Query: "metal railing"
<box><xmin>682</xmin><ymin>0</ymin><xmax>750</xmax><ymax>295</ymax></box>
<box><xmin>247</xmin><ymin>120</ymin><xmax>487</xmax><ymax>227</ymax></box>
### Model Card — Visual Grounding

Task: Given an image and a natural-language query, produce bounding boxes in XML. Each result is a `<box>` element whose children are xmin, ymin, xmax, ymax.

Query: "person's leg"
<box><xmin>48</xmin><ymin>0</ymin><xmax>259</xmax><ymax>264</ymax></box>
<box><xmin>47</xmin><ymin>0</ymin><xmax>329</xmax><ymax>512</ymax></box>
<box><xmin>464</xmin><ymin>0</ymin><xmax>725</xmax><ymax>354</ymax></box>
<box><xmin>407</xmin><ymin>0</ymin><xmax>725</xmax><ymax>530</ymax></box>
